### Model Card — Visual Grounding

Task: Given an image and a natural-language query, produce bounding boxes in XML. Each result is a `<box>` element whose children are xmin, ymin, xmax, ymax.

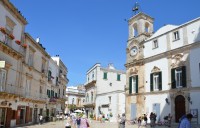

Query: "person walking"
<box><xmin>137</xmin><ymin>116</ymin><xmax>142</xmax><ymax>128</ymax></box>
<box><xmin>143</xmin><ymin>114</ymin><xmax>148</xmax><ymax>127</ymax></box>
<box><xmin>167</xmin><ymin>113</ymin><xmax>172</xmax><ymax>127</ymax></box>
<box><xmin>119</xmin><ymin>113</ymin><xmax>126</xmax><ymax>128</ymax></box>
<box><xmin>65</xmin><ymin>116</ymin><xmax>72</xmax><ymax>128</ymax></box>
<box><xmin>80</xmin><ymin>115</ymin><xmax>89</xmax><ymax>128</ymax></box>
<box><xmin>76</xmin><ymin>116</ymin><xmax>81</xmax><ymax>128</ymax></box>
<box><xmin>38</xmin><ymin>114</ymin><xmax>43</xmax><ymax>125</ymax></box>
<box><xmin>179</xmin><ymin>113</ymin><xmax>193</xmax><ymax>128</ymax></box>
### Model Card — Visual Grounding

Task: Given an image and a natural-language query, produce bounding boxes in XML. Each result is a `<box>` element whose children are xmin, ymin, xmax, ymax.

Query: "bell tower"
<box><xmin>125</xmin><ymin>3</ymin><xmax>154</xmax><ymax>120</ymax></box>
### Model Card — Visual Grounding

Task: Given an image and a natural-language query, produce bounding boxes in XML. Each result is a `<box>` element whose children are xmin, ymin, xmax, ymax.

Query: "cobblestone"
<box><xmin>16</xmin><ymin>120</ymin><xmax>200</xmax><ymax>128</ymax></box>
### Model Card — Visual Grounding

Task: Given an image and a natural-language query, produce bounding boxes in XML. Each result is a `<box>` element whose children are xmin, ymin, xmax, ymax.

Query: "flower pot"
<box><xmin>9</xmin><ymin>34</ymin><xmax>15</xmax><ymax>40</ymax></box>
<box><xmin>0</xmin><ymin>27</ymin><xmax>6</xmax><ymax>34</ymax></box>
<box><xmin>22</xmin><ymin>44</ymin><xmax>27</xmax><ymax>48</ymax></box>
<box><xmin>15</xmin><ymin>40</ymin><xmax>21</xmax><ymax>45</ymax></box>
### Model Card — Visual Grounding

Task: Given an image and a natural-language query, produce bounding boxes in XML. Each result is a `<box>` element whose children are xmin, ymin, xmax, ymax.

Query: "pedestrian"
<box><xmin>65</xmin><ymin>116</ymin><xmax>72</xmax><ymax>128</ymax></box>
<box><xmin>167</xmin><ymin>113</ymin><xmax>172</xmax><ymax>127</ymax></box>
<box><xmin>38</xmin><ymin>114</ymin><xmax>43</xmax><ymax>125</ymax></box>
<box><xmin>117</xmin><ymin>114</ymin><xmax>121</xmax><ymax>128</ymax></box>
<box><xmin>143</xmin><ymin>114</ymin><xmax>148</xmax><ymax>127</ymax></box>
<box><xmin>76</xmin><ymin>116</ymin><xmax>81</xmax><ymax>128</ymax></box>
<box><xmin>137</xmin><ymin>116</ymin><xmax>142</xmax><ymax>128</ymax></box>
<box><xmin>80</xmin><ymin>115</ymin><xmax>89</xmax><ymax>128</ymax></box>
<box><xmin>179</xmin><ymin>113</ymin><xmax>193</xmax><ymax>128</ymax></box>
<box><xmin>119</xmin><ymin>113</ymin><xmax>126</xmax><ymax>128</ymax></box>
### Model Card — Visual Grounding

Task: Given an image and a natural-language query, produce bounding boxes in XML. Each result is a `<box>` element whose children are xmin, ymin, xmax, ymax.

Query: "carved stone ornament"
<box><xmin>171</xmin><ymin>53</ymin><xmax>185</xmax><ymax>68</ymax></box>
<box><xmin>151</xmin><ymin>66</ymin><xmax>160</xmax><ymax>73</ymax></box>
<box><xmin>129</xmin><ymin>67</ymin><xmax>138</xmax><ymax>75</ymax></box>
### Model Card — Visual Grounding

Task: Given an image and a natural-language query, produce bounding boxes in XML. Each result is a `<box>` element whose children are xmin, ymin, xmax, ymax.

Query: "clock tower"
<box><xmin>125</xmin><ymin>11</ymin><xmax>154</xmax><ymax>120</ymax></box>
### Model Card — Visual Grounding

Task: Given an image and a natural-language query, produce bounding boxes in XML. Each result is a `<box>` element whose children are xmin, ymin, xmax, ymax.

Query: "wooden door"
<box><xmin>175</xmin><ymin>95</ymin><xmax>186</xmax><ymax>122</ymax></box>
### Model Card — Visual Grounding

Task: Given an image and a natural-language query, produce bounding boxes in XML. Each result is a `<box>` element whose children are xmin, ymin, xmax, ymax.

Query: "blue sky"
<box><xmin>10</xmin><ymin>0</ymin><xmax>200</xmax><ymax>86</ymax></box>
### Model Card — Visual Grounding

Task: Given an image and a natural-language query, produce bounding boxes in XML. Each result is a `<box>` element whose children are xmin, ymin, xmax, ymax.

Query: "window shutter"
<box><xmin>150</xmin><ymin>73</ymin><xmax>153</xmax><ymax>91</ymax></box>
<box><xmin>158</xmin><ymin>72</ymin><xmax>162</xmax><ymax>91</ymax></box>
<box><xmin>136</xmin><ymin>75</ymin><xmax>138</xmax><ymax>93</ymax></box>
<box><xmin>182</xmin><ymin>66</ymin><xmax>186</xmax><ymax>87</ymax></box>
<box><xmin>129</xmin><ymin>77</ymin><xmax>132</xmax><ymax>94</ymax></box>
<box><xmin>171</xmin><ymin>68</ymin><xmax>176</xmax><ymax>89</ymax></box>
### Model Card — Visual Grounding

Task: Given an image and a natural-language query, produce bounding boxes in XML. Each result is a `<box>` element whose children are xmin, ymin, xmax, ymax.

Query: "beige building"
<box><xmin>0</xmin><ymin>0</ymin><xmax>68</xmax><ymax>127</ymax></box>
<box><xmin>65</xmin><ymin>85</ymin><xmax>85</xmax><ymax>114</ymax></box>
<box><xmin>0</xmin><ymin>0</ymin><xmax>27</xmax><ymax>127</ymax></box>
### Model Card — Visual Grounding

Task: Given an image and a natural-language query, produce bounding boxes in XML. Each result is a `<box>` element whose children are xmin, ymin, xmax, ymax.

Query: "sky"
<box><xmin>10</xmin><ymin>0</ymin><xmax>200</xmax><ymax>86</ymax></box>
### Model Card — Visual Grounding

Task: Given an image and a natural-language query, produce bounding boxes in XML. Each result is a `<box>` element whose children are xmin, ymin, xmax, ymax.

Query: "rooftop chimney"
<box><xmin>108</xmin><ymin>63</ymin><xmax>115</xmax><ymax>69</ymax></box>
<box><xmin>36</xmin><ymin>37</ymin><xmax>40</xmax><ymax>43</ymax></box>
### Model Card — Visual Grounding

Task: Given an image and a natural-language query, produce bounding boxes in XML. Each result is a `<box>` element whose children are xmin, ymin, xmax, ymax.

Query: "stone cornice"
<box><xmin>0</xmin><ymin>41</ymin><xmax>23</xmax><ymax>60</ymax></box>
<box><xmin>25</xmin><ymin>33</ymin><xmax>50</xmax><ymax>58</ymax></box>
<box><xmin>1</xmin><ymin>0</ymin><xmax>28</xmax><ymax>25</ymax></box>
<box><xmin>125</xmin><ymin>41</ymin><xmax>200</xmax><ymax>68</ymax></box>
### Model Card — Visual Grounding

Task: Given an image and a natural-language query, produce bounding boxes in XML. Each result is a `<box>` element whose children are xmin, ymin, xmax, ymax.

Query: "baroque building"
<box><xmin>125</xmin><ymin>12</ymin><xmax>200</xmax><ymax>124</ymax></box>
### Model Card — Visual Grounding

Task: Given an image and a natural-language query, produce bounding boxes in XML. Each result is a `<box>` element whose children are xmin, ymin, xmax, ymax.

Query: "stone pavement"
<box><xmin>15</xmin><ymin>120</ymin><xmax>200</xmax><ymax>128</ymax></box>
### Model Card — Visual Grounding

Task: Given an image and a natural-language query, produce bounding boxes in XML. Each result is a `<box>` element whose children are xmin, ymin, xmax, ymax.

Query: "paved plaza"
<box><xmin>15</xmin><ymin>120</ymin><xmax>188</xmax><ymax>128</ymax></box>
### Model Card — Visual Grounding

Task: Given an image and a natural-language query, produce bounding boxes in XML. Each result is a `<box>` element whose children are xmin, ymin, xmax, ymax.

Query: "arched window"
<box><xmin>133</xmin><ymin>23</ymin><xmax>138</xmax><ymax>37</ymax></box>
<box><xmin>145</xmin><ymin>22</ymin><xmax>149</xmax><ymax>33</ymax></box>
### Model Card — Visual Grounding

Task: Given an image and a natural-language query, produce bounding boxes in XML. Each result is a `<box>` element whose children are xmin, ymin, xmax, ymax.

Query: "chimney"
<box><xmin>108</xmin><ymin>63</ymin><xmax>115</xmax><ymax>69</ymax></box>
<box><xmin>36</xmin><ymin>37</ymin><xmax>40</xmax><ymax>43</ymax></box>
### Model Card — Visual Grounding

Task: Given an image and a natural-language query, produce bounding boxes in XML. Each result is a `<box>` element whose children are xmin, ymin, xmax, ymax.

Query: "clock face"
<box><xmin>130</xmin><ymin>46</ymin><xmax>138</xmax><ymax>56</ymax></box>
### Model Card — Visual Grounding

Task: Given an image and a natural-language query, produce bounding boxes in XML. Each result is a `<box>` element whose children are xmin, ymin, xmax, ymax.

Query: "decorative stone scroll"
<box><xmin>151</xmin><ymin>66</ymin><xmax>160</xmax><ymax>73</ymax></box>
<box><xmin>129</xmin><ymin>67</ymin><xmax>138</xmax><ymax>75</ymax></box>
<box><xmin>171</xmin><ymin>53</ymin><xmax>185</xmax><ymax>68</ymax></box>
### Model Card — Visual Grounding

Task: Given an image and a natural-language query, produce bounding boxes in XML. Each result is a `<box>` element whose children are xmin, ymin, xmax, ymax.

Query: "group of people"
<box><xmin>65</xmin><ymin>115</ymin><xmax>90</xmax><ymax>128</ymax></box>
<box><xmin>117</xmin><ymin>112</ymin><xmax>194</xmax><ymax>128</ymax></box>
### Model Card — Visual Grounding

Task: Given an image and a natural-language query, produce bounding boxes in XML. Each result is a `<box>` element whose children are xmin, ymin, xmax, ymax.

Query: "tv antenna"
<box><xmin>132</xmin><ymin>2</ymin><xmax>140</xmax><ymax>15</ymax></box>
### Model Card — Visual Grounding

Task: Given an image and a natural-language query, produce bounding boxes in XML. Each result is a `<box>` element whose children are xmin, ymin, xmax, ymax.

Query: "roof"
<box><xmin>147</xmin><ymin>24</ymin><xmax>178</xmax><ymax>41</ymax></box>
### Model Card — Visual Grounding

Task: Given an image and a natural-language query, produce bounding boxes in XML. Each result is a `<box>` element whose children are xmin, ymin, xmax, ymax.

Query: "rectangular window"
<box><xmin>173</xmin><ymin>31</ymin><xmax>180</xmax><ymax>41</ymax></box>
<box><xmin>28</xmin><ymin>50</ymin><xmax>34</xmax><ymax>67</ymax></box>
<box><xmin>152</xmin><ymin>40</ymin><xmax>158</xmax><ymax>49</ymax></box>
<box><xmin>0</xmin><ymin>69</ymin><xmax>7</xmax><ymax>91</ymax></box>
<box><xmin>41</xmin><ymin>59</ymin><xmax>46</xmax><ymax>73</ymax></box>
<box><xmin>117</xmin><ymin>74</ymin><xmax>121</xmax><ymax>81</ymax></box>
<box><xmin>26</xmin><ymin>79</ymin><xmax>31</xmax><ymax>96</ymax></box>
<box><xmin>39</xmin><ymin>86</ymin><xmax>42</xmax><ymax>93</ymax></box>
<box><xmin>48</xmin><ymin>70</ymin><xmax>52</xmax><ymax>81</ymax></box>
<box><xmin>175</xmin><ymin>69</ymin><xmax>182</xmax><ymax>88</ymax></box>
<box><xmin>103</xmin><ymin>72</ymin><xmax>107</xmax><ymax>79</ymax></box>
<box><xmin>63</xmin><ymin>89</ymin><xmax>65</xmax><ymax>96</ymax></box>
<box><xmin>132</xmin><ymin>76</ymin><xmax>137</xmax><ymax>93</ymax></box>
<box><xmin>153</xmin><ymin>74</ymin><xmax>159</xmax><ymax>90</ymax></box>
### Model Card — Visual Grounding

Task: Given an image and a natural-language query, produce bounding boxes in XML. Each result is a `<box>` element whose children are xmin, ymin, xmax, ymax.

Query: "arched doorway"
<box><xmin>175</xmin><ymin>95</ymin><xmax>186</xmax><ymax>122</ymax></box>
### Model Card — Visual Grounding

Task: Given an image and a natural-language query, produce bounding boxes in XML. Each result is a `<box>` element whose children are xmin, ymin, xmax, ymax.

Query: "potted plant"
<box><xmin>22</xmin><ymin>43</ymin><xmax>27</xmax><ymax>48</ymax></box>
<box><xmin>0</xmin><ymin>27</ymin><xmax>6</xmax><ymax>34</ymax></box>
<box><xmin>9</xmin><ymin>34</ymin><xmax>15</xmax><ymax>40</ymax></box>
<box><xmin>15</xmin><ymin>40</ymin><xmax>21</xmax><ymax>45</ymax></box>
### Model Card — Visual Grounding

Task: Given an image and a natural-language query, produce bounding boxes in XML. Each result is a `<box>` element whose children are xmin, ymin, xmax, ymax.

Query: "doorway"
<box><xmin>33</xmin><ymin>108</ymin><xmax>38</xmax><ymax>123</ymax></box>
<box><xmin>131</xmin><ymin>103</ymin><xmax>136</xmax><ymax>120</ymax></box>
<box><xmin>175</xmin><ymin>95</ymin><xmax>186</xmax><ymax>122</ymax></box>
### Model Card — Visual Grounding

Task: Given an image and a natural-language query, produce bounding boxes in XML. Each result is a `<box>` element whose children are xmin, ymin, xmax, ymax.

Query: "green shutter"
<box><xmin>171</xmin><ymin>68</ymin><xmax>176</xmax><ymax>89</ymax></box>
<box><xmin>51</xmin><ymin>90</ymin><xmax>53</xmax><ymax>98</ymax></box>
<box><xmin>150</xmin><ymin>73</ymin><xmax>153</xmax><ymax>91</ymax></box>
<box><xmin>182</xmin><ymin>66</ymin><xmax>186</xmax><ymax>87</ymax></box>
<box><xmin>158</xmin><ymin>72</ymin><xmax>162</xmax><ymax>91</ymax></box>
<box><xmin>55</xmin><ymin>93</ymin><xmax>57</xmax><ymax>98</ymax></box>
<box><xmin>136</xmin><ymin>75</ymin><xmax>138</xmax><ymax>93</ymax></box>
<box><xmin>103</xmin><ymin>72</ymin><xmax>107</xmax><ymax>79</ymax></box>
<box><xmin>129</xmin><ymin>77</ymin><xmax>132</xmax><ymax>94</ymax></box>
<box><xmin>117</xmin><ymin>74</ymin><xmax>120</xmax><ymax>81</ymax></box>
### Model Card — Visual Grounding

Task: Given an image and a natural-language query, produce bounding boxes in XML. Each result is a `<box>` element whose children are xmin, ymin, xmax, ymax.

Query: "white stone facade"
<box><xmin>125</xmin><ymin>12</ymin><xmax>200</xmax><ymax>124</ymax></box>
<box><xmin>84</xmin><ymin>63</ymin><xmax>126</xmax><ymax>122</ymax></box>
